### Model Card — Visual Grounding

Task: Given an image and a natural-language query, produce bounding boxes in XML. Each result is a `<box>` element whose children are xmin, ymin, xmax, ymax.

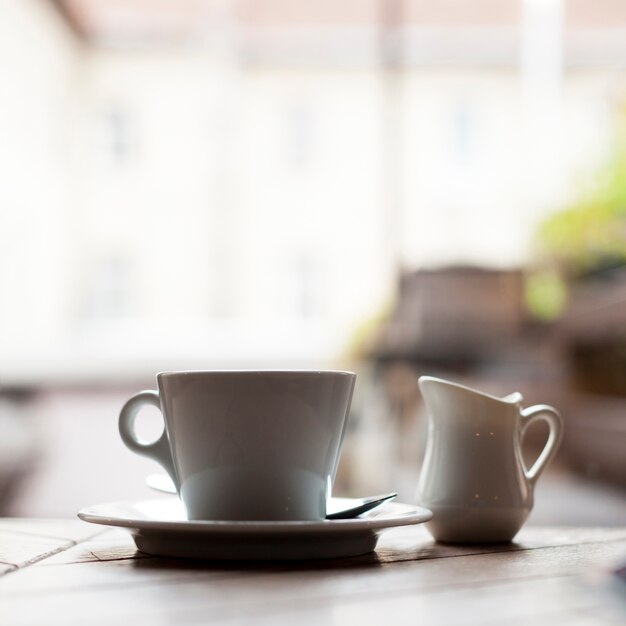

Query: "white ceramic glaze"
<box><xmin>78</xmin><ymin>498</ymin><xmax>433</xmax><ymax>560</ymax></box>
<box><xmin>119</xmin><ymin>370</ymin><xmax>355</xmax><ymax>521</ymax></box>
<box><xmin>418</xmin><ymin>376</ymin><xmax>563</xmax><ymax>543</ymax></box>
<box><xmin>144</xmin><ymin>473</ymin><xmax>397</xmax><ymax>518</ymax></box>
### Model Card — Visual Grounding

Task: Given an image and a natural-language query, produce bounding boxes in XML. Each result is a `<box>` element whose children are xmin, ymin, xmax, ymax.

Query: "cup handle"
<box><xmin>118</xmin><ymin>390</ymin><xmax>178</xmax><ymax>490</ymax></box>
<box><xmin>521</xmin><ymin>404</ymin><xmax>564</xmax><ymax>485</ymax></box>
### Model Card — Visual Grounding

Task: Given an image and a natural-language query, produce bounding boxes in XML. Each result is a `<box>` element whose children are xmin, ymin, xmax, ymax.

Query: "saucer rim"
<box><xmin>78</xmin><ymin>499</ymin><xmax>432</xmax><ymax>534</ymax></box>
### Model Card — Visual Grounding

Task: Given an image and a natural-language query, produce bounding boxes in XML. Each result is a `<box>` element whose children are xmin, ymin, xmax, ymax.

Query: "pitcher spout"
<box><xmin>418</xmin><ymin>376</ymin><xmax>523</xmax><ymax>410</ymax></box>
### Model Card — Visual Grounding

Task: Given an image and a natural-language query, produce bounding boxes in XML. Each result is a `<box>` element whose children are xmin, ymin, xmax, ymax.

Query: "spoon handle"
<box><xmin>326</xmin><ymin>493</ymin><xmax>398</xmax><ymax>519</ymax></box>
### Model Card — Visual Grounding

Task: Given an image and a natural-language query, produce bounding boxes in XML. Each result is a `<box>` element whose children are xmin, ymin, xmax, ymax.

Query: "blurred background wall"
<box><xmin>0</xmin><ymin>0</ymin><xmax>624</xmax><ymax>522</ymax></box>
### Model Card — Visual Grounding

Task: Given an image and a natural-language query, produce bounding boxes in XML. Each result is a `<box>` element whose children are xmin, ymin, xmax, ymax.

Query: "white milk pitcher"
<box><xmin>418</xmin><ymin>376</ymin><xmax>563</xmax><ymax>543</ymax></box>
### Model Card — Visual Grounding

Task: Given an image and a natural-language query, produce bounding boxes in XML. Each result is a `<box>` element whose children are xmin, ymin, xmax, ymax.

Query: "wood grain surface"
<box><xmin>0</xmin><ymin>520</ymin><xmax>624</xmax><ymax>625</ymax></box>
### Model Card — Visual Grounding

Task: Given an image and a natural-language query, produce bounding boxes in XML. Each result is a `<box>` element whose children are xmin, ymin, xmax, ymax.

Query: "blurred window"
<box><xmin>99</xmin><ymin>106</ymin><xmax>133</xmax><ymax>165</ymax></box>
<box><xmin>286</xmin><ymin>103</ymin><xmax>315</xmax><ymax>168</ymax></box>
<box><xmin>452</xmin><ymin>101</ymin><xmax>474</xmax><ymax>165</ymax></box>
<box><xmin>83</xmin><ymin>254</ymin><xmax>131</xmax><ymax>321</ymax></box>
<box><xmin>292</xmin><ymin>254</ymin><xmax>320</xmax><ymax>319</ymax></box>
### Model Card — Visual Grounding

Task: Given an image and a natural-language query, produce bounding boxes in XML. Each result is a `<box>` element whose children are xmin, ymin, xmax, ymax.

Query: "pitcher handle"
<box><xmin>119</xmin><ymin>390</ymin><xmax>178</xmax><ymax>490</ymax></box>
<box><xmin>521</xmin><ymin>404</ymin><xmax>564</xmax><ymax>485</ymax></box>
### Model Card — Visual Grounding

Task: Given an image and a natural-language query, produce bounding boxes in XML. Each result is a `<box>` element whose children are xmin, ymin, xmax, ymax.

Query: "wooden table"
<box><xmin>0</xmin><ymin>519</ymin><xmax>624</xmax><ymax>625</ymax></box>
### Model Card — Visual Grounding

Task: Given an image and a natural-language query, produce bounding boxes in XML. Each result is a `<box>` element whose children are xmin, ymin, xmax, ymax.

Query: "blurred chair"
<box><xmin>556</xmin><ymin>267</ymin><xmax>626</xmax><ymax>487</ymax></box>
<box><xmin>0</xmin><ymin>393</ymin><xmax>39</xmax><ymax>515</ymax></box>
<box><xmin>375</xmin><ymin>266</ymin><xmax>526</xmax><ymax>367</ymax></box>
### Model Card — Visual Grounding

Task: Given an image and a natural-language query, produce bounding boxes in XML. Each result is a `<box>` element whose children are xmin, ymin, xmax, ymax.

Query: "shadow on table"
<box><xmin>127</xmin><ymin>537</ymin><xmax>534</xmax><ymax>574</ymax></box>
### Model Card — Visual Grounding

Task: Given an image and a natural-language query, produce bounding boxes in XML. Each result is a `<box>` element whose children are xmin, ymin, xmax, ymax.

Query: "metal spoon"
<box><xmin>325</xmin><ymin>493</ymin><xmax>398</xmax><ymax>519</ymax></box>
<box><xmin>145</xmin><ymin>474</ymin><xmax>397</xmax><ymax>520</ymax></box>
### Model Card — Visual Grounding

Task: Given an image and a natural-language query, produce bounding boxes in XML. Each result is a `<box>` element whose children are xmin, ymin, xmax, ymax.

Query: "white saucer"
<box><xmin>78</xmin><ymin>498</ymin><xmax>432</xmax><ymax>561</ymax></box>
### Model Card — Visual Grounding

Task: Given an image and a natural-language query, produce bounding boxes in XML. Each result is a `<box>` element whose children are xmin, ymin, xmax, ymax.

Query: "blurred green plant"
<box><xmin>537</xmin><ymin>147</ymin><xmax>626</xmax><ymax>277</ymax></box>
<box><xmin>524</xmin><ymin>269</ymin><xmax>568</xmax><ymax>321</ymax></box>
<box><xmin>527</xmin><ymin>136</ymin><xmax>626</xmax><ymax>320</ymax></box>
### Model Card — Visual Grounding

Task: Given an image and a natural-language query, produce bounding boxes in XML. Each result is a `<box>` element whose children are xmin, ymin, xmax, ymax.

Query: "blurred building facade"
<box><xmin>0</xmin><ymin>0</ymin><xmax>624</xmax><ymax>385</ymax></box>
<box><xmin>0</xmin><ymin>0</ymin><xmax>625</xmax><ymax>517</ymax></box>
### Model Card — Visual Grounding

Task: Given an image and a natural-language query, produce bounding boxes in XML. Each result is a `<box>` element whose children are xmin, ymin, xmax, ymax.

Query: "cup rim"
<box><xmin>157</xmin><ymin>369</ymin><xmax>355</xmax><ymax>379</ymax></box>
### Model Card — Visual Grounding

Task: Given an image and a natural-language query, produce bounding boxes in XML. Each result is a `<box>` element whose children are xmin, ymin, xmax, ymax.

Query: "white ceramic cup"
<box><xmin>418</xmin><ymin>376</ymin><xmax>563</xmax><ymax>543</ymax></box>
<box><xmin>119</xmin><ymin>370</ymin><xmax>355</xmax><ymax>521</ymax></box>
